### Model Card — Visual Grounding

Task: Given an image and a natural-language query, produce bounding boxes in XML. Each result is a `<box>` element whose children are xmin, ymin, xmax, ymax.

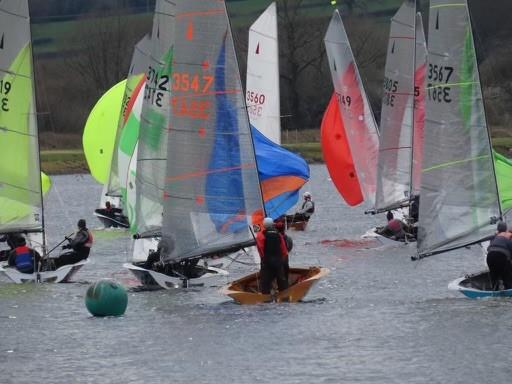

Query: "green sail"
<box><xmin>0</xmin><ymin>41</ymin><xmax>42</xmax><ymax>232</ymax></box>
<box><xmin>494</xmin><ymin>151</ymin><xmax>512</xmax><ymax>213</ymax></box>
<box><xmin>82</xmin><ymin>79</ymin><xmax>126</xmax><ymax>184</ymax></box>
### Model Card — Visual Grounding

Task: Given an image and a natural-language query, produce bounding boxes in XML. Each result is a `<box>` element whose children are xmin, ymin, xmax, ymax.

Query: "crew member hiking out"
<box><xmin>377</xmin><ymin>211</ymin><xmax>406</xmax><ymax>241</ymax></box>
<box><xmin>54</xmin><ymin>219</ymin><xmax>93</xmax><ymax>269</ymax></box>
<box><xmin>486</xmin><ymin>221</ymin><xmax>512</xmax><ymax>290</ymax></box>
<box><xmin>7</xmin><ymin>236</ymin><xmax>41</xmax><ymax>274</ymax></box>
<box><xmin>256</xmin><ymin>217</ymin><xmax>289</xmax><ymax>295</ymax></box>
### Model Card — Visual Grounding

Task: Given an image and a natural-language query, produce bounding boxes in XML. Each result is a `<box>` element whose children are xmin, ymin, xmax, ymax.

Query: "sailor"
<box><xmin>486</xmin><ymin>221</ymin><xmax>512</xmax><ymax>290</ymax></box>
<box><xmin>7</xmin><ymin>236</ymin><xmax>41</xmax><ymax>274</ymax></box>
<box><xmin>275</xmin><ymin>219</ymin><xmax>293</xmax><ymax>280</ymax></box>
<box><xmin>0</xmin><ymin>233</ymin><xmax>23</xmax><ymax>261</ymax></box>
<box><xmin>256</xmin><ymin>217</ymin><xmax>289</xmax><ymax>294</ymax></box>
<box><xmin>287</xmin><ymin>192</ymin><xmax>315</xmax><ymax>223</ymax></box>
<box><xmin>54</xmin><ymin>219</ymin><xmax>93</xmax><ymax>268</ymax></box>
<box><xmin>377</xmin><ymin>211</ymin><xmax>405</xmax><ymax>240</ymax></box>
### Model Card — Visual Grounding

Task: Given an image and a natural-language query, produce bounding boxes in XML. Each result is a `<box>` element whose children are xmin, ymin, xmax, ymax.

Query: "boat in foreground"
<box><xmin>93</xmin><ymin>209</ymin><xmax>129</xmax><ymax>229</ymax></box>
<box><xmin>0</xmin><ymin>259</ymin><xmax>88</xmax><ymax>284</ymax></box>
<box><xmin>222</xmin><ymin>267</ymin><xmax>329</xmax><ymax>304</ymax></box>
<box><xmin>448</xmin><ymin>271</ymin><xmax>512</xmax><ymax>299</ymax></box>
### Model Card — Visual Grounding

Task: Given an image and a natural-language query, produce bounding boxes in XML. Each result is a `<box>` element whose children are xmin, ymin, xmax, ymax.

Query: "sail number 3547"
<box><xmin>427</xmin><ymin>64</ymin><xmax>454</xmax><ymax>103</ymax></box>
<box><xmin>0</xmin><ymin>80</ymin><xmax>11</xmax><ymax>112</ymax></box>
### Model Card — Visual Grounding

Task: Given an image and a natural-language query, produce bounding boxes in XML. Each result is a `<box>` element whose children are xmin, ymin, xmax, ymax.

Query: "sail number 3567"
<box><xmin>427</xmin><ymin>64</ymin><xmax>454</xmax><ymax>103</ymax></box>
<box><xmin>0</xmin><ymin>80</ymin><xmax>11</xmax><ymax>112</ymax></box>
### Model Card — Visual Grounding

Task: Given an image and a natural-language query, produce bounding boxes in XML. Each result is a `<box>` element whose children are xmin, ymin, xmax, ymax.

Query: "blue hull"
<box><xmin>449</xmin><ymin>271</ymin><xmax>512</xmax><ymax>299</ymax></box>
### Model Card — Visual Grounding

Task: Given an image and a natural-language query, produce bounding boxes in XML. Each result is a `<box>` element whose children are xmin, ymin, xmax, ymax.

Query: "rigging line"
<box><xmin>430</xmin><ymin>4</ymin><xmax>466</xmax><ymax>9</ymax></box>
<box><xmin>0</xmin><ymin>126</ymin><xmax>37</xmax><ymax>137</ymax></box>
<box><xmin>0</xmin><ymin>179</ymin><xmax>39</xmax><ymax>195</ymax></box>
<box><xmin>426</xmin><ymin>81</ymin><xmax>478</xmax><ymax>89</ymax></box>
<box><xmin>52</xmin><ymin>179</ymin><xmax>76</xmax><ymax>229</ymax></box>
<box><xmin>423</xmin><ymin>154</ymin><xmax>490</xmax><ymax>173</ymax></box>
<box><xmin>0</xmin><ymin>68</ymin><xmax>31</xmax><ymax>78</ymax></box>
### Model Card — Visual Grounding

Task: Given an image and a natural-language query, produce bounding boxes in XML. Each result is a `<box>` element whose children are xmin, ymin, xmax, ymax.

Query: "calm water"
<box><xmin>1</xmin><ymin>166</ymin><xmax>511</xmax><ymax>384</ymax></box>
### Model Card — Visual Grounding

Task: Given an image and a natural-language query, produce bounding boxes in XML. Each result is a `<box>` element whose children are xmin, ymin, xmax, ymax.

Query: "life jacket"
<box><xmin>302</xmin><ymin>200</ymin><xmax>315</xmax><ymax>215</ymax></box>
<box><xmin>84</xmin><ymin>230</ymin><xmax>93</xmax><ymax>248</ymax></box>
<box><xmin>387</xmin><ymin>219</ymin><xmax>402</xmax><ymax>233</ymax></box>
<box><xmin>263</xmin><ymin>229</ymin><xmax>284</xmax><ymax>266</ymax></box>
<box><xmin>14</xmin><ymin>246</ymin><xmax>33</xmax><ymax>273</ymax></box>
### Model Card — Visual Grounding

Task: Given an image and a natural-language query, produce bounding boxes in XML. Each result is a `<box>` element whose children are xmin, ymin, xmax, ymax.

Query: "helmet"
<box><xmin>497</xmin><ymin>221</ymin><xmax>507</xmax><ymax>233</ymax></box>
<box><xmin>303</xmin><ymin>192</ymin><xmax>311</xmax><ymax>199</ymax></box>
<box><xmin>77</xmin><ymin>219</ymin><xmax>86</xmax><ymax>229</ymax></box>
<box><xmin>263</xmin><ymin>217</ymin><xmax>274</xmax><ymax>229</ymax></box>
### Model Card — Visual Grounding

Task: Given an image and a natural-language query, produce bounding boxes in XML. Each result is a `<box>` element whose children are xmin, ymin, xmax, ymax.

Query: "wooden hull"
<box><xmin>288</xmin><ymin>220</ymin><xmax>308</xmax><ymax>231</ymax></box>
<box><xmin>448</xmin><ymin>271</ymin><xmax>512</xmax><ymax>299</ymax></box>
<box><xmin>222</xmin><ymin>266</ymin><xmax>329</xmax><ymax>304</ymax></box>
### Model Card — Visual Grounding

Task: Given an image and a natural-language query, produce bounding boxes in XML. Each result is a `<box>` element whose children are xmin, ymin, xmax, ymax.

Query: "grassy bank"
<box><xmin>40</xmin><ymin>150</ymin><xmax>89</xmax><ymax>175</ymax></box>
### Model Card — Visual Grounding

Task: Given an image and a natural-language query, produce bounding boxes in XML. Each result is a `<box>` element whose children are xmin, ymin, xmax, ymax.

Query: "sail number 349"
<box><xmin>0</xmin><ymin>80</ymin><xmax>11</xmax><ymax>112</ymax></box>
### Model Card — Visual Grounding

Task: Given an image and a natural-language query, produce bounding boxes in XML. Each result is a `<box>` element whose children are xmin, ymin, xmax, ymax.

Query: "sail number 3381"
<box><xmin>0</xmin><ymin>80</ymin><xmax>11</xmax><ymax>112</ymax></box>
<box><xmin>427</xmin><ymin>64</ymin><xmax>454</xmax><ymax>103</ymax></box>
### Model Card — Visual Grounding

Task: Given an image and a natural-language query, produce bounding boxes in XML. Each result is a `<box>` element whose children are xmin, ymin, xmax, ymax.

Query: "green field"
<box><xmin>40</xmin><ymin>149</ymin><xmax>89</xmax><ymax>175</ymax></box>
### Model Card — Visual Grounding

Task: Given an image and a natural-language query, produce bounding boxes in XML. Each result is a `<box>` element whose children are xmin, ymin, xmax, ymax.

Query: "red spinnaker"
<box><xmin>321</xmin><ymin>94</ymin><xmax>364</xmax><ymax>206</ymax></box>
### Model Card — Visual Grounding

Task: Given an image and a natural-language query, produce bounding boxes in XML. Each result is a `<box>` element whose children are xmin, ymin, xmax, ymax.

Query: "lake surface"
<box><xmin>1</xmin><ymin>165</ymin><xmax>511</xmax><ymax>384</ymax></box>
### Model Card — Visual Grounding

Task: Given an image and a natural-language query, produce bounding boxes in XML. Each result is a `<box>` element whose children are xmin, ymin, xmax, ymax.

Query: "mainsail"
<box><xmin>133</xmin><ymin>0</ymin><xmax>175</xmax><ymax>238</ymax></box>
<box><xmin>246</xmin><ymin>2</ymin><xmax>281</xmax><ymax>145</ymax></box>
<box><xmin>416</xmin><ymin>0</ymin><xmax>501</xmax><ymax>258</ymax></box>
<box><xmin>160</xmin><ymin>0</ymin><xmax>264</xmax><ymax>262</ymax></box>
<box><xmin>106</xmin><ymin>35</ymin><xmax>151</xmax><ymax>200</ymax></box>
<box><xmin>0</xmin><ymin>0</ymin><xmax>43</xmax><ymax>234</ymax></box>
<box><xmin>375</xmin><ymin>0</ymin><xmax>416</xmax><ymax>213</ymax></box>
<box><xmin>320</xmin><ymin>94</ymin><xmax>363</xmax><ymax>206</ymax></box>
<box><xmin>324</xmin><ymin>10</ymin><xmax>380</xmax><ymax>206</ymax></box>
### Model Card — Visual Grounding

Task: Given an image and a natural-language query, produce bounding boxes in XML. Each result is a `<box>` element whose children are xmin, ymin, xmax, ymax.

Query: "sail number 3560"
<box><xmin>427</xmin><ymin>64</ymin><xmax>454</xmax><ymax>103</ymax></box>
<box><xmin>0</xmin><ymin>80</ymin><xmax>11</xmax><ymax>112</ymax></box>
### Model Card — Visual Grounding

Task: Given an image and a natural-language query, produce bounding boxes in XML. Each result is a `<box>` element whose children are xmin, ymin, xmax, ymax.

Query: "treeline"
<box><xmin>32</xmin><ymin>0</ymin><xmax>512</xmax><ymax>149</ymax></box>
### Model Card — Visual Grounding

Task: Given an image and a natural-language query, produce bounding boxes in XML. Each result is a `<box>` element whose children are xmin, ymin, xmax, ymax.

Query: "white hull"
<box><xmin>361</xmin><ymin>227</ymin><xmax>414</xmax><ymax>246</ymax></box>
<box><xmin>0</xmin><ymin>259</ymin><xmax>88</xmax><ymax>284</ymax></box>
<box><xmin>123</xmin><ymin>262</ymin><xmax>228</xmax><ymax>289</ymax></box>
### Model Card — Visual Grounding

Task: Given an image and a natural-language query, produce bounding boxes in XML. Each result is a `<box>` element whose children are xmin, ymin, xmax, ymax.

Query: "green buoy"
<box><xmin>85</xmin><ymin>279</ymin><xmax>128</xmax><ymax>317</ymax></box>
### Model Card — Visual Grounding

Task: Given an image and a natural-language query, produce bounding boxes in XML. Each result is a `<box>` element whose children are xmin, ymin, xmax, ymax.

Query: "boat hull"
<box><xmin>448</xmin><ymin>271</ymin><xmax>512</xmax><ymax>299</ymax></box>
<box><xmin>222</xmin><ymin>266</ymin><xmax>329</xmax><ymax>304</ymax></box>
<box><xmin>0</xmin><ymin>259</ymin><xmax>88</xmax><ymax>284</ymax></box>
<box><xmin>361</xmin><ymin>227</ymin><xmax>415</xmax><ymax>246</ymax></box>
<box><xmin>123</xmin><ymin>262</ymin><xmax>229</xmax><ymax>289</ymax></box>
<box><xmin>94</xmin><ymin>210</ymin><xmax>129</xmax><ymax>229</ymax></box>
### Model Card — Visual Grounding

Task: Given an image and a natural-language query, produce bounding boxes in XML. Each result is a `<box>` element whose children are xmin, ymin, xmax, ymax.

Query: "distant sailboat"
<box><xmin>246</xmin><ymin>2</ymin><xmax>310</xmax><ymax>228</ymax></box>
<box><xmin>324</xmin><ymin>9</ymin><xmax>380</xmax><ymax>211</ymax></box>
<box><xmin>0</xmin><ymin>0</ymin><xmax>86</xmax><ymax>283</ymax></box>
<box><xmin>93</xmin><ymin>36</ymin><xmax>151</xmax><ymax>229</ymax></box>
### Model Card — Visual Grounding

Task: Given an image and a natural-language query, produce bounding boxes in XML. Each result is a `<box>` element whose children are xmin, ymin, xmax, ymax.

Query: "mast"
<box><xmin>28</xmin><ymin>1</ymin><xmax>47</xmax><ymax>257</ymax></box>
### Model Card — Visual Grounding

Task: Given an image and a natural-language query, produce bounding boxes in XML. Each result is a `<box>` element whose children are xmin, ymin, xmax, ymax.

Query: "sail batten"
<box><xmin>417</xmin><ymin>0</ymin><xmax>500</xmax><ymax>257</ymax></box>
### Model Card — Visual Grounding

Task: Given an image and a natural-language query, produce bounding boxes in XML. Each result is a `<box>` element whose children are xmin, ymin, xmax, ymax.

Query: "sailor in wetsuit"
<box><xmin>377</xmin><ymin>211</ymin><xmax>405</xmax><ymax>240</ymax></box>
<box><xmin>486</xmin><ymin>221</ymin><xmax>512</xmax><ymax>290</ymax></box>
<box><xmin>54</xmin><ymin>219</ymin><xmax>93</xmax><ymax>269</ymax></box>
<box><xmin>7</xmin><ymin>236</ymin><xmax>41</xmax><ymax>274</ymax></box>
<box><xmin>256</xmin><ymin>217</ymin><xmax>289</xmax><ymax>294</ymax></box>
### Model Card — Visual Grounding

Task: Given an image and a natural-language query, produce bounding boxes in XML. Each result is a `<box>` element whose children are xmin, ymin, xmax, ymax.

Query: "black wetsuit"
<box><xmin>487</xmin><ymin>235</ymin><xmax>512</xmax><ymax>289</ymax></box>
<box><xmin>54</xmin><ymin>228</ymin><xmax>92</xmax><ymax>269</ymax></box>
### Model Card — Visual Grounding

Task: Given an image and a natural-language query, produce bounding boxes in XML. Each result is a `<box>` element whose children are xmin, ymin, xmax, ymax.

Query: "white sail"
<box><xmin>324</xmin><ymin>10</ymin><xmax>380</xmax><ymax>206</ymax></box>
<box><xmin>246</xmin><ymin>2</ymin><xmax>281</xmax><ymax>144</ymax></box>
<box><xmin>0</xmin><ymin>0</ymin><xmax>43</xmax><ymax>234</ymax></box>
<box><xmin>133</xmin><ymin>0</ymin><xmax>175</xmax><ymax>238</ymax></box>
<box><xmin>417</xmin><ymin>0</ymin><xmax>501</xmax><ymax>258</ymax></box>
<box><xmin>375</xmin><ymin>0</ymin><xmax>416</xmax><ymax>212</ymax></box>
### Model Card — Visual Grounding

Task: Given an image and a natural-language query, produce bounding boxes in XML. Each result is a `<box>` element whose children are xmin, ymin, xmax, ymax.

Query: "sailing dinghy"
<box><xmin>0</xmin><ymin>0</ymin><xmax>86</xmax><ymax>283</ymax></box>
<box><xmin>407</xmin><ymin>0</ymin><xmax>509</xmax><ymax>298</ymax></box>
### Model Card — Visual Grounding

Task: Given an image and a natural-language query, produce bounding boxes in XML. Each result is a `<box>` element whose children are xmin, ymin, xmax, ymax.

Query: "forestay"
<box><xmin>107</xmin><ymin>35</ymin><xmax>151</xmax><ymax>200</ymax></box>
<box><xmin>160</xmin><ymin>0</ymin><xmax>264</xmax><ymax>262</ymax></box>
<box><xmin>246</xmin><ymin>2</ymin><xmax>280</xmax><ymax>144</ymax></box>
<box><xmin>324</xmin><ymin>10</ymin><xmax>380</xmax><ymax>206</ymax></box>
<box><xmin>375</xmin><ymin>0</ymin><xmax>416</xmax><ymax>213</ymax></box>
<box><xmin>417</xmin><ymin>0</ymin><xmax>501</xmax><ymax>258</ymax></box>
<box><xmin>0</xmin><ymin>0</ymin><xmax>43</xmax><ymax>234</ymax></box>
<box><xmin>134</xmin><ymin>0</ymin><xmax>175</xmax><ymax>237</ymax></box>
